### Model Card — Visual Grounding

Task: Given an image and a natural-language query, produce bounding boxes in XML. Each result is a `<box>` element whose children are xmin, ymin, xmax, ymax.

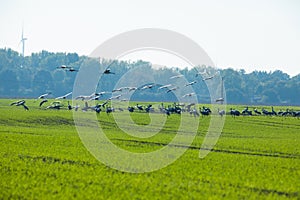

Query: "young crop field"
<box><xmin>0</xmin><ymin>99</ymin><xmax>299</xmax><ymax>199</ymax></box>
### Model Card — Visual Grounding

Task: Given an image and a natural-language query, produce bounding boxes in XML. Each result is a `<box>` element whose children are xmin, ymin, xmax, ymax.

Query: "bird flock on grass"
<box><xmin>9</xmin><ymin>64</ymin><xmax>300</xmax><ymax>118</ymax></box>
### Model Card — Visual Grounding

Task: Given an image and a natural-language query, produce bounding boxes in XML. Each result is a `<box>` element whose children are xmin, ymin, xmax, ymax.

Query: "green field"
<box><xmin>0</xmin><ymin>99</ymin><xmax>299</xmax><ymax>199</ymax></box>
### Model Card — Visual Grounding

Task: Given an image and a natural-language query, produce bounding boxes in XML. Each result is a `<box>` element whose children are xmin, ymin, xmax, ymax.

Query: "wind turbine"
<box><xmin>20</xmin><ymin>26</ymin><xmax>27</xmax><ymax>57</ymax></box>
<box><xmin>216</xmin><ymin>76</ymin><xmax>225</xmax><ymax>104</ymax></box>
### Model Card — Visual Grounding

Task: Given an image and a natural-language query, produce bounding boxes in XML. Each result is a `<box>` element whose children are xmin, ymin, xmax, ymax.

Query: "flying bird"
<box><xmin>57</xmin><ymin>65</ymin><xmax>69</xmax><ymax>69</ymax></box>
<box><xmin>10</xmin><ymin>100</ymin><xmax>25</xmax><ymax>106</ymax></box>
<box><xmin>67</xmin><ymin>68</ymin><xmax>78</xmax><ymax>72</ymax></box>
<box><xmin>141</xmin><ymin>84</ymin><xmax>156</xmax><ymax>90</ymax></box>
<box><xmin>185</xmin><ymin>81</ymin><xmax>197</xmax><ymax>86</ymax></box>
<box><xmin>202</xmin><ymin>72</ymin><xmax>219</xmax><ymax>81</ymax></box>
<box><xmin>158</xmin><ymin>84</ymin><xmax>172</xmax><ymax>90</ymax></box>
<box><xmin>10</xmin><ymin>100</ymin><xmax>29</xmax><ymax>110</ymax></box>
<box><xmin>166</xmin><ymin>86</ymin><xmax>178</xmax><ymax>93</ymax></box>
<box><xmin>39</xmin><ymin>99</ymin><xmax>48</xmax><ymax>107</ymax></box>
<box><xmin>216</xmin><ymin>97</ymin><xmax>224</xmax><ymax>102</ymax></box>
<box><xmin>95</xmin><ymin>91</ymin><xmax>110</xmax><ymax>96</ymax></box>
<box><xmin>108</xmin><ymin>94</ymin><xmax>122</xmax><ymax>100</ymax></box>
<box><xmin>88</xmin><ymin>96</ymin><xmax>101</xmax><ymax>101</ymax></box>
<box><xmin>90</xmin><ymin>92</ymin><xmax>110</xmax><ymax>100</ymax></box>
<box><xmin>203</xmin><ymin>75</ymin><xmax>215</xmax><ymax>81</ymax></box>
<box><xmin>170</xmin><ymin>74</ymin><xmax>184</xmax><ymax>79</ymax></box>
<box><xmin>37</xmin><ymin>92</ymin><xmax>51</xmax><ymax>100</ymax></box>
<box><xmin>112</xmin><ymin>87</ymin><xmax>124</xmax><ymax>92</ymax></box>
<box><xmin>182</xmin><ymin>93</ymin><xmax>195</xmax><ymax>98</ymax></box>
<box><xmin>128</xmin><ymin>87</ymin><xmax>137</xmax><ymax>92</ymax></box>
<box><xmin>55</xmin><ymin>92</ymin><xmax>72</xmax><ymax>100</ymax></box>
<box><xmin>103</xmin><ymin>68</ymin><xmax>115</xmax><ymax>74</ymax></box>
<box><xmin>75</xmin><ymin>95</ymin><xmax>91</xmax><ymax>101</ymax></box>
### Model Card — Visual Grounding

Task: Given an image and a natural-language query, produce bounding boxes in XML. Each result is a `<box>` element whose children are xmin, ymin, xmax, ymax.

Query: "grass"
<box><xmin>0</xmin><ymin>99</ymin><xmax>299</xmax><ymax>199</ymax></box>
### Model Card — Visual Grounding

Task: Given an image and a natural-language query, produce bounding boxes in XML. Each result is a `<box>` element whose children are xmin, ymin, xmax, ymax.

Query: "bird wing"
<box><xmin>64</xmin><ymin>92</ymin><xmax>72</xmax><ymax>97</ymax></box>
<box><xmin>39</xmin><ymin>100</ymin><xmax>48</xmax><ymax>107</ymax></box>
<box><xmin>10</xmin><ymin>102</ymin><xmax>17</xmax><ymax>106</ymax></box>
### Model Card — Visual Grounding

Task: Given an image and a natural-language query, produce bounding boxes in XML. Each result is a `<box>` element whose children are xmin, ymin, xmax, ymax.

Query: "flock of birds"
<box><xmin>228</xmin><ymin>106</ymin><xmax>300</xmax><ymax>118</ymax></box>
<box><xmin>9</xmin><ymin>64</ymin><xmax>299</xmax><ymax>118</ymax></box>
<box><xmin>10</xmin><ymin>65</ymin><xmax>220</xmax><ymax>110</ymax></box>
<box><xmin>9</xmin><ymin>96</ymin><xmax>300</xmax><ymax>119</ymax></box>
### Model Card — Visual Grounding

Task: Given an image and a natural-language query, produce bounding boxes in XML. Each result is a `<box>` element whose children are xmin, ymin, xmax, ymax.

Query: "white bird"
<box><xmin>95</xmin><ymin>91</ymin><xmax>110</xmax><ymax>96</ymax></box>
<box><xmin>108</xmin><ymin>94</ymin><xmax>122</xmax><ymax>100</ymax></box>
<box><xmin>203</xmin><ymin>75</ymin><xmax>215</xmax><ymax>81</ymax></box>
<box><xmin>128</xmin><ymin>87</ymin><xmax>137</xmax><ymax>92</ymax></box>
<box><xmin>216</xmin><ymin>97</ymin><xmax>224</xmax><ymax>102</ymax></box>
<box><xmin>10</xmin><ymin>100</ymin><xmax>29</xmax><ymax>110</ymax></box>
<box><xmin>170</xmin><ymin>74</ymin><xmax>183</xmax><ymax>79</ymax></box>
<box><xmin>88</xmin><ymin>96</ymin><xmax>101</xmax><ymax>101</ymax></box>
<box><xmin>182</xmin><ymin>92</ymin><xmax>195</xmax><ymax>98</ymax></box>
<box><xmin>112</xmin><ymin>87</ymin><xmax>124</xmax><ymax>92</ymax></box>
<box><xmin>166</xmin><ymin>86</ymin><xmax>179</xmax><ymax>93</ymax></box>
<box><xmin>158</xmin><ymin>84</ymin><xmax>172</xmax><ymax>90</ymax></box>
<box><xmin>37</xmin><ymin>92</ymin><xmax>51</xmax><ymax>99</ymax></box>
<box><xmin>55</xmin><ymin>92</ymin><xmax>72</xmax><ymax>100</ymax></box>
<box><xmin>202</xmin><ymin>72</ymin><xmax>219</xmax><ymax>81</ymax></box>
<box><xmin>57</xmin><ymin>65</ymin><xmax>69</xmax><ymax>69</ymax></box>
<box><xmin>185</xmin><ymin>81</ymin><xmax>197</xmax><ymax>86</ymax></box>
<box><xmin>141</xmin><ymin>84</ymin><xmax>156</xmax><ymax>90</ymax></box>
<box><xmin>75</xmin><ymin>95</ymin><xmax>91</xmax><ymax>101</ymax></box>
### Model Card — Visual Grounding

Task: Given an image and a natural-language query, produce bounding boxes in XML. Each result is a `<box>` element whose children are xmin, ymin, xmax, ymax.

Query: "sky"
<box><xmin>0</xmin><ymin>0</ymin><xmax>300</xmax><ymax>76</ymax></box>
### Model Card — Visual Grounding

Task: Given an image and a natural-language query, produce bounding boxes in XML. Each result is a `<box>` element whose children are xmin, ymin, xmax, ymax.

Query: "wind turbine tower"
<box><xmin>220</xmin><ymin>76</ymin><xmax>224</xmax><ymax>105</ymax></box>
<box><xmin>20</xmin><ymin>26</ymin><xmax>27</xmax><ymax>57</ymax></box>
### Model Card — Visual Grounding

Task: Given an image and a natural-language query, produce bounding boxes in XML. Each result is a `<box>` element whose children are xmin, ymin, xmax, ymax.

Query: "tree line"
<box><xmin>0</xmin><ymin>48</ymin><xmax>299</xmax><ymax>105</ymax></box>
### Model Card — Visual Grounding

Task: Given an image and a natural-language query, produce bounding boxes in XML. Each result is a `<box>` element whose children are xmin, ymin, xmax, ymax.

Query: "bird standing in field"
<box><xmin>218</xmin><ymin>108</ymin><xmax>225</xmax><ymax>117</ymax></box>
<box><xmin>254</xmin><ymin>108</ymin><xmax>262</xmax><ymax>115</ymax></box>
<box><xmin>75</xmin><ymin>94</ymin><xmax>93</xmax><ymax>101</ymax></box>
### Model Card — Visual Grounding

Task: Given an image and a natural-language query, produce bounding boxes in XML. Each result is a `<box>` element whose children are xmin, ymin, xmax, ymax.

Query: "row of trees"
<box><xmin>0</xmin><ymin>48</ymin><xmax>299</xmax><ymax>105</ymax></box>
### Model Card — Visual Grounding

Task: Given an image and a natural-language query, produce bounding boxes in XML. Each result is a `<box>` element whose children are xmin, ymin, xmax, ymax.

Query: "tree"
<box><xmin>0</xmin><ymin>47</ymin><xmax>299</xmax><ymax>105</ymax></box>
<box><xmin>32</xmin><ymin>70</ymin><xmax>54</xmax><ymax>95</ymax></box>
<box><xmin>260</xmin><ymin>89</ymin><xmax>280</xmax><ymax>104</ymax></box>
<box><xmin>0</xmin><ymin>70</ymin><xmax>19</xmax><ymax>97</ymax></box>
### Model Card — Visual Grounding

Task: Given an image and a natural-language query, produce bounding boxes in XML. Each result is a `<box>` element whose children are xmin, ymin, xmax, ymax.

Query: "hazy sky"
<box><xmin>1</xmin><ymin>0</ymin><xmax>299</xmax><ymax>76</ymax></box>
